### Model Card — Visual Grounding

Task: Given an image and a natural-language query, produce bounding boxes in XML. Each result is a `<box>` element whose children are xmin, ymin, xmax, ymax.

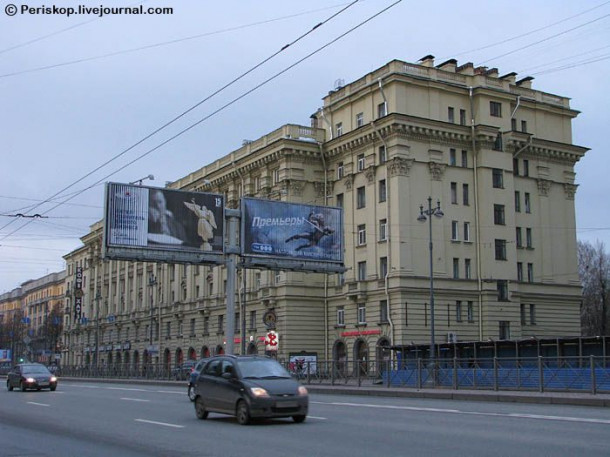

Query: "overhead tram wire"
<box><xmin>11</xmin><ymin>0</ymin><xmax>404</xmax><ymax>230</ymax></box>
<box><xmin>0</xmin><ymin>3</ymin><xmax>355</xmax><ymax>79</ymax></box>
<box><xmin>440</xmin><ymin>0</ymin><xmax>610</xmax><ymax>61</ymax></box>
<box><xmin>0</xmin><ymin>1</ymin><xmax>361</xmax><ymax>243</ymax></box>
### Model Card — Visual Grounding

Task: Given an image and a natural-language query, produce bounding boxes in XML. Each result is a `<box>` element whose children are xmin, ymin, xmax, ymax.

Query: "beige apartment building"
<box><xmin>61</xmin><ymin>56</ymin><xmax>587</xmax><ymax>369</ymax></box>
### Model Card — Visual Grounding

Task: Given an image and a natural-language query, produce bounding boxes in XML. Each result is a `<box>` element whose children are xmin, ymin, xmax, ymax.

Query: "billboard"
<box><xmin>103</xmin><ymin>183</ymin><xmax>225</xmax><ymax>264</ymax></box>
<box><xmin>0</xmin><ymin>349</ymin><xmax>11</xmax><ymax>363</ymax></box>
<box><xmin>241</xmin><ymin>198</ymin><xmax>344</xmax><ymax>271</ymax></box>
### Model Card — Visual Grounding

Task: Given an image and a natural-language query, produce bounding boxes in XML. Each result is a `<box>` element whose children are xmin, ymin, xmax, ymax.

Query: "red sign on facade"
<box><xmin>340</xmin><ymin>329</ymin><xmax>382</xmax><ymax>337</ymax></box>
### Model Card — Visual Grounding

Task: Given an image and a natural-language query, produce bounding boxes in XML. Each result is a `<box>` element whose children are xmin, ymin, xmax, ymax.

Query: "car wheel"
<box><xmin>188</xmin><ymin>385</ymin><xmax>196</xmax><ymax>402</ymax></box>
<box><xmin>195</xmin><ymin>396</ymin><xmax>208</xmax><ymax>420</ymax></box>
<box><xmin>236</xmin><ymin>400</ymin><xmax>250</xmax><ymax>425</ymax></box>
<box><xmin>7</xmin><ymin>380</ymin><xmax>13</xmax><ymax>391</ymax></box>
<box><xmin>50</xmin><ymin>385</ymin><xmax>57</xmax><ymax>392</ymax></box>
<box><xmin>20</xmin><ymin>382</ymin><xmax>26</xmax><ymax>392</ymax></box>
<box><xmin>293</xmin><ymin>415</ymin><xmax>306</xmax><ymax>423</ymax></box>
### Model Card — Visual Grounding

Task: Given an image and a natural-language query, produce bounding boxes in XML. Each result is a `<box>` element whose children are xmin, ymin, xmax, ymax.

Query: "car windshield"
<box><xmin>22</xmin><ymin>365</ymin><xmax>50</xmax><ymax>374</ymax></box>
<box><xmin>238</xmin><ymin>359</ymin><xmax>291</xmax><ymax>379</ymax></box>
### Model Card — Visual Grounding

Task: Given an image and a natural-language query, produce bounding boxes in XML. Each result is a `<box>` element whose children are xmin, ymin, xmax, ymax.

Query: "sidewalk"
<box><xmin>53</xmin><ymin>376</ymin><xmax>610</xmax><ymax>408</ymax></box>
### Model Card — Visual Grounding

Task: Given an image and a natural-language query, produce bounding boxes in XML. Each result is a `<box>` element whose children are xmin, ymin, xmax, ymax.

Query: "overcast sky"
<box><xmin>1</xmin><ymin>0</ymin><xmax>609</xmax><ymax>294</ymax></box>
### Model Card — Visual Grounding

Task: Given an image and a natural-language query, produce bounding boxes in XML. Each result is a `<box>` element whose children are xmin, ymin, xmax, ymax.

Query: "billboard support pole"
<box><xmin>225</xmin><ymin>208</ymin><xmax>241</xmax><ymax>355</ymax></box>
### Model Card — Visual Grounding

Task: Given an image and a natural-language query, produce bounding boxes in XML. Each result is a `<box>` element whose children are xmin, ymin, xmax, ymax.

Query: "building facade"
<box><xmin>61</xmin><ymin>56</ymin><xmax>587</xmax><ymax>370</ymax></box>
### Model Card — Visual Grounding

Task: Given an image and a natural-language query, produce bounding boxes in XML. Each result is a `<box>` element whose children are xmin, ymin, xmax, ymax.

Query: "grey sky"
<box><xmin>1</xmin><ymin>0</ymin><xmax>609</xmax><ymax>293</ymax></box>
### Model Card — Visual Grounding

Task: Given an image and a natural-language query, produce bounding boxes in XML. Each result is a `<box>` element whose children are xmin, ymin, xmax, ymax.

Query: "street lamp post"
<box><xmin>148</xmin><ymin>273</ymin><xmax>157</xmax><ymax>366</ymax></box>
<box><xmin>94</xmin><ymin>290</ymin><xmax>101</xmax><ymax>368</ymax></box>
<box><xmin>417</xmin><ymin>197</ymin><xmax>444</xmax><ymax>369</ymax></box>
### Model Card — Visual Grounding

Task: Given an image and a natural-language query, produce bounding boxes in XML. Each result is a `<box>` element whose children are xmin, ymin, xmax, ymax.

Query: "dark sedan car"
<box><xmin>187</xmin><ymin>358</ymin><xmax>209</xmax><ymax>401</ymax></box>
<box><xmin>6</xmin><ymin>363</ymin><xmax>58</xmax><ymax>392</ymax></box>
<box><xmin>193</xmin><ymin>355</ymin><xmax>308</xmax><ymax>425</ymax></box>
<box><xmin>172</xmin><ymin>359</ymin><xmax>197</xmax><ymax>381</ymax></box>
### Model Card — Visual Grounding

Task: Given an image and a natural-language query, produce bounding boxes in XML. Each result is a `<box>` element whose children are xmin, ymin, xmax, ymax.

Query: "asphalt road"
<box><xmin>1</xmin><ymin>380</ymin><xmax>609</xmax><ymax>457</ymax></box>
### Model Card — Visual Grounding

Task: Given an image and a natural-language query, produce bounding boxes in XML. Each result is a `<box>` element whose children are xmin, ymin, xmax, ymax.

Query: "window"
<box><xmin>451</xmin><ymin>182</ymin><xmax>458</xmax><ymax>204</ymax></box>
<box><xmin>513</xmin><ymin>158</ymin><xmax>519</xmax><ymax>176</ymax></box>
<box><xmin>358</xmin><ymin>303</ymin><xmax>366</xmax><ymax>324</ymax></box>
<box><xmin>521</xmin><ymin>120</ymin><xmax>527</xmax><ymax>133</ymax></box>
<box><xmin>517</xmin><ymin>262</ymin><xmax>523</xmax><ymax>282</ymax></box>
<box><xmin>336</xmin><ymin>193</ymin><xmax>344</xmax><ymax>208</ymax></box>
<box><xmin>490</xmin><ymin>101</ymin><xmax>502</xmax><ymax>117</ymax></box>
<box><xmin>356</xmin><ymin>112</ymin><xmax>364</xmax><ymax>128</ymax></box>
<box><xmin>337</xmin><ymin>306</ymin><xmax>345</xmax><ymax>326</ymax></box>
<box><xmin>273</xmin><ymin>168</ymin><xmax>280</xmax><ymax>185</ymax></box>
<box><xmin>274</xmin><ymin>271</ymin><xmax>281</xmax><ymax>284</ymax></box>
<box><xmin>493</xmin><ymin>133</ymin><xmax>503</xmax><ymax>151</ymax></box>
<box><xmin>357</xmin><ymin>261</ymin><xmax>367</xmax><ymax>281</ymax></box>
<box><xmin>495</xmin><ymin>239</ymin><xmax>507</xmax><ymax>261</ymax></box>
<box><xmin>451</xmin><ymin>221</ymin><xmax>459</xmax><ymax>241</ymax></box>
<box><xmin>448</xmin><ymin>107</ymin><xmax>455</xmax><ymax>123</ymax></box>
<box><xmin>463</xmin><ymin>184</ymin><xmax>469</xmax><ymax>205</ymax></box>
<box><xmin>526</xmin><ymin>228</ymin><xmax>533</xmax><ymax>248</ymax></box>
<box><xmin>190</xmin><ymin>318</ymin><xmax>195</xmax><ymax>336</ymax></box>
<box><xmin>516</xmin><ymin>227</ymin><xmax>523</xmax><ymax>248</ymax></box>
<box><xmin>499</xmin><ymin>321</ymin><xmax>511</xmax><ymax>340</ymax></box>
<box><xmin>203</xmin><ymin>316</ymin><xmax>209</xmax><ymax>335</ymax></box>
<box><xmin>449</xmin><ymin>149</ymin><xmax>457</xmax><ymax>166</ymax></box>
<box><xmin>254</xmin><ymin>272</ymin><xmax>261</xmax><ymax>289</ymax></box>
<box><xmin>379</xmin><ymin>179</ymin><xmax>387</xmax><ymax>203</ymax></box>
<box><xmin>377</xmin><ymin>102</ymin><xmax>387</xmax><ymax>118</ymax></box>
<box><xmin>461</xmin><ymin>150</ymin><xmax>468</xmax><ymax>167</ymax></box>
<box><xmin>357</xmin><ymin>154</ymin><xmax>365</xmax><ymax>171</ymax></box>
<box><xmin>165</xmin><ymin>321</ymin><xmax>171</xmax><ymax>338</ymax></box>
<box><xmin>337</xmin><ymin>162</ymin><xmax>344</xmax><ymax>179</ymax></box>
<box><xmin>460</xmin><ymin>109</ymin><xmax>467</xmax><ymax>126</ymax></box>
<box><xmin>524</xmin><ymin>193</ymin><xmax>531</xmax><ymax>213</ymax></box>
<box><xmin>379</xmin><ymin>300</ymin><xmax>388</xmax><ymax>323</ymax></box>
<box><xmin>357</xmin><ymin>187</ymin><xmax>366</xmax><ymax>209</ymax></box>
<box><xmin>494</xmin><ymin>204</ymin><xmax>505</xmax><ymax>225</ymax></box>
<box><xmin>379</xmin><ymin>219</ymin><xmax>387</xmax><ymax>241</ymax></box>
<box><xmin>467</xmin><ymin>301</ymin><xmax>474</xmax><ymax>322</ymax></box>
<box><xmin>512</xmin><ymin>118</ymin><xmax>517</xmax><ymax>131</ymax></box>
<box><xmin>357</xmin><ymin>224</ymin><xmax>366</xmax><ymax>246</ymax></box>
<box><xmin>520</xmin><ymin>304</ymin><xmax>527</xmax><ymax>325</ymax></box>
<box><xmin>453</xmin><ymin>258</ymin><xmax>459</xmax><ymax>279</ymax></box>
<box><xmin>234</xmin><ymin>312</ymin><xmax>240</xmax><ymax>333</ymax></box>
<box><xmin>336</xmin><ymin>122</ymin><xmax>343</xmax><ymax>137</ymax></box>
<box><xmin>527</xmin><ymin>263</ymin><xmax>534</xmax><ymax>283</ymax></box>
<box><xmin>380</xmin><ymin>257</ymin><xmax>388</xmax><ymax>279</ymax></box>
<box><xmin>379</xmin><ymin>145</ymin><xmax>387</xmax><ymax>164</ymax></box>
<box><xmin>249</xmin><ymin>310</ymin><xmax>256</xmax><ymax>330</ymax></box>
<box><xmin>463</xmin><ymin>222</ymin><xmax>471</xmax><ymax>242</ymax></box>
<box><xmin>456</xmin><ymin>301</ymin><xmax>463</xmax><ymax>322</ymax></box>
<box><xmin>515</xmin><ymin>191</ymin><xmax>521</xmax><ymax>212</ymax></box>
<box><xmin>464</xmin><ymin>259</ymin><xmax>472</xmax><ymax>279</ymax></box>
<box><xmin>497</xmin><ymin>280</ymin><xmax>509</xmax><ymax>301</ymax></box>
<box><xmin>255</xmin><ymin>176</ymin><xmax>261</xmax><ymax>191</ymax></box>
<box><xmin>529</xmin><ymin>304</ymin><xmax>536</xmax><ymax>325</ymax></box>
<box><xmin>523</xmin><ymin>159</ymin><xmax>529</xmax><ymax>177</ymax></box>
<box><xmin>492</xmin><ymin>168</ymin><xmax>503</xmax><ymax>188</ymax></box>
<box><xmin>217</xmin><ymin>315</ymin><xmax>224</xmax><ymax>334</ymax></box>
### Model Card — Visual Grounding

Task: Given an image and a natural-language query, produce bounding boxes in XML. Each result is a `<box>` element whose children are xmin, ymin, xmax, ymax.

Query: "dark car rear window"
<box><xmin>238</xmin><ymin>359</ymin><xmax>290</xmax><ymax>379</ymax></box>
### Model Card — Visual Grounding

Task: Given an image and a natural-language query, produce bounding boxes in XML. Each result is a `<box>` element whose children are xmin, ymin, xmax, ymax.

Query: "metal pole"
<box><xmin>95</xmin><ymin>291</ymin><xmax>101</xmax><ymax>369</ymax></box>
<box><xmin>225</xmin><ymin>208</ymin><xmax>241</xmax><ymax>355</ymax></box>
<box><xmin>427</xmin><ymin>197</ymin><xmax>435</xmax><ymax>368</ymax></box>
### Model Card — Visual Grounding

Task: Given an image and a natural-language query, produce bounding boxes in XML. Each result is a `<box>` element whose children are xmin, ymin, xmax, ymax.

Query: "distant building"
<box><xmin>61</xmin><ymin>56</ymin><xmax>588</xmax><ymax>370</ymax></box>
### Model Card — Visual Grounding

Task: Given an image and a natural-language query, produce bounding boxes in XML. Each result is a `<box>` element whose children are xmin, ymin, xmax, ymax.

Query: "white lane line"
<box><xmin>106</xmin><ymin>387</ymin><xmax>149</xmax><ymax>392</ymax></box>
<box><xmin>307</xmin><ymin>416</ymin><xmax>327</xmax><ymax>420</ymax></box>
<box><xmin>135</xmin><ymin>419</ymin><xmax>184</xmax><ymax>428</ymax></box>
<box><xmin>155</xmin><ymin>390</ymin><xmax>184</xmax><ymax>395</ymax></box>
<box><xmin>313</xmin><ymin>401</ymin><xmax>610</xmax><ymax>425</ymax></box>
<box><xmin>27</xmin><ymin>402</ymin><xmax>50</xmax><ymax>407</ymax></box>
<box><xmin>121</xmin><ymin>397</ymin><xmax>150</xmax><ymax>402</ymax></box>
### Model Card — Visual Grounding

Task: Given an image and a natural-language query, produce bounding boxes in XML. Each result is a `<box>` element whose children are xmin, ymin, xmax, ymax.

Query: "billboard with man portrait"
<box><xmin>103</xmin><ymin>183</ymin><xmax>224</xmax><ymax>264</ymax></box>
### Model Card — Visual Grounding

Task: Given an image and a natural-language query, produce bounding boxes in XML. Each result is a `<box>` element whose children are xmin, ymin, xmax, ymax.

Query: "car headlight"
<box><xmin>25</xmin><ymin>377</ymin><xmax>35</xmax><ymax>383</ymax></box>
<box><xmin>250</xmin><ymin>387</ymin><xmax>269</xmax><ymax>397</ymax></box>
<box><xmin>297</xmin><ymin>385</ymin><xmax>308</xmax><ymax>396</ymax></box>
<box><xmin>50</xmin><ymin>376</ymin><xmax>57</xmax><ymax>383</ymax></box>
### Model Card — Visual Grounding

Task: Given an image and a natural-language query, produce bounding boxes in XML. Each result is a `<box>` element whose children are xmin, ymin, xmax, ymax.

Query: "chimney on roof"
<box><xmin>437</xmin><ymin>59</ymin><xmax>457</xmax><ymax>72</ymax></box>
<box><xmin>485</xmin><ymin>68</ymin><xmax>499</xmax><ymax>78</ymax></box>
<box><xmin>418</xmin><ymin>54</ymin><xmax>435</xmax><ymax>67</ymax></box>
<box><xmin>500</xmin><ymin>72</ymin><xmax>517</xmax><ymax>84</ymax></box>
<box><xmin>516</xmin><ymin>76</ymin><xmax>534</xmax><ymax>89</ymax></box>
<box><xmin>474</xmin><ymin>66</ymin><xmax>488</xmax><ymax>75</ymax></box>
<box><xmin>456</xmin><ymin>62</ymin><xmax>474</xmax><ymax>75</ymax></box>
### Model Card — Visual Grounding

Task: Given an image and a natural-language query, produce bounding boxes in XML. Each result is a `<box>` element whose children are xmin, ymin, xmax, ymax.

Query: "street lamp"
<box><xmin>417</xmin><ymin>197</ymin><xmax>444</xmax><ymax>368</ymax></box>
<box><xmin>94</xmin><ymin>290</ymin><xmax>102</xmax><ymax>368</ymax></box>
<box><xmin>130</xmin><ymin>174</ymin><xmax>154</xmax><ymax>186</ymax></box>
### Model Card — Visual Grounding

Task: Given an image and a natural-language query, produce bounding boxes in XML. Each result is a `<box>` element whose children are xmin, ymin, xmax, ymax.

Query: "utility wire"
<box><xmin>0</xmin><ymin>1</ymin><xmax>361</xmax><ymax>243</ymax></box>
<box><xmin>0</xmin><ymin>3</ymin><xmax>353</xmax><ymax>79</ymax></box>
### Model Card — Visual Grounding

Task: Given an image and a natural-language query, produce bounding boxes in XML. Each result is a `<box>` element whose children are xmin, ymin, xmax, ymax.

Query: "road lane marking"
<box><xmin>307</xmin><ymin>416</ymin><xmax>327</xmax><ymax>420</ymax></box>
<box><xmin>107</xmin><ymin>387</ymin><xmax>149</xmax><ymax>392</ymax></box>
<box><xmin>27</xmin><ymin>402</ymin><xmax>50</xmax><ymax>407</ymax></box>
<box><xmin>313</xmin><ymin>401</ymin><xmax>610</xmax><ymax>425</ymax></box>
<box><xmin>155</xmin><ymin>390</ymin><xmax>184</xmax><ymax>394</ymax></box>
<box><xmin>121</xmin><ymin>397</ymin><xmax>150</xmax><ymax>402</ymax></box>
<box><xmin>135</xmin><ymin>419</ymin><xmax>184</xmax><ymax>428</ymax></box>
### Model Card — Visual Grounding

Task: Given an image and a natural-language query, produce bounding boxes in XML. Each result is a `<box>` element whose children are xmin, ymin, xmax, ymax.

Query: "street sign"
<box><xmin>265</xmin><ymin>331</ymin><xmax>279</xmax><ymax>352</ymax></box>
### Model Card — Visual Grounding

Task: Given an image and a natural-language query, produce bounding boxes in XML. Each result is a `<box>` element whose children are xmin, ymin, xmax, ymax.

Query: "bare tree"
<box><xmin>578</xmin><ymin>240</ymin><xmax>610</xmax><ymax>336</ymax></box>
